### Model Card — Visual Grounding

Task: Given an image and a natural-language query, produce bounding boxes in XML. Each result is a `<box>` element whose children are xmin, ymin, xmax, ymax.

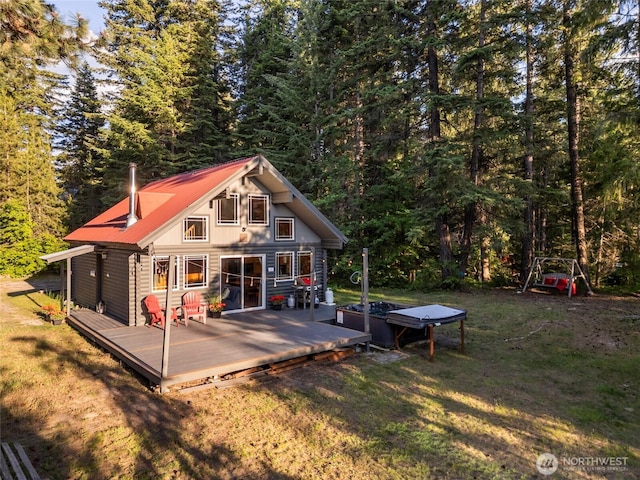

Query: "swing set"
<box><xmin>521</xmin><ymin>257</ymin><xmax>593</xmax><ymax>298</ymax></box>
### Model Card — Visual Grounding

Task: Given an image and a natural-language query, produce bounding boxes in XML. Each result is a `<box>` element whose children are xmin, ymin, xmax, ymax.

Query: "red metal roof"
<box><xmin>65</xmin><ymin>157</ymin><xmax>256</xmax><ymax>247</ymax></box>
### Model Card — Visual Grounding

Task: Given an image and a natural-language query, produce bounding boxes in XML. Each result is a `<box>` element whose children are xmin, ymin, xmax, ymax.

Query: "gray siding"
<box><xmin>100</xmin><ymin>249</ymin><xmax>131</xmax><ymax>323</ymax></box>
<box><xmin>265</xmin><ymin>245</ymin><xmax>327</xmax><ymax>302</ymax></box>
<box><xmin>135</xmin><ymin>252</ymin><xmax>150</xmax><ymax>326</ymax></box>
<box><xmin>208</xmin><ymin>244</ymin><xmax>328</xmax><ymax>302</ymax></box>
<box><xmin>71</xmin><ymin>254</ymin><xmax>97</xmax><ymax>308</ymax></box>
<box><xmin>145</xmin><ymin>243</ymin><xmax>329</xmax><ymax>310</ymax></box>
<box><xmin>136</xmin><ymin>250</ymin><xmax>187</xmax><ymax>325</ymax></box>
<box><xmin>91</xmin><ymin>230</ymin><xmax>336</xmax><ymax>326</ymax></box>
<box><xmin>73</xmin><ymin>243</ymin><xmax>333</xmax><ymax>326</ymax></box>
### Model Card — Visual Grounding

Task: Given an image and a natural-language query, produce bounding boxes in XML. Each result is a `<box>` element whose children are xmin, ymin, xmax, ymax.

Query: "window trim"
<box><xmin>183</xmin><ymin>254</ymin><xmax>209</xmax><ymax>290</ymax></box>
<box><xmin>248</xmin><ymin>194</ymin><xmax>269</xmax><ymax>226</ymax></box>
<box><xmin>275</xmin><ymin>251</ymin><xmax>294</xmax><ymax>281</ymax></box>
<box><xmin>217</xmin><ymin>193</ymin><xmax>240</xmax><ymax>226</ymax></box>
<box><xmin>183</xmin><ymin>215</ymin><xmax>209</xmax><ymax>242</ymax></box>
<box><xmin>275</xmin><ymin>217</ymin><xmax>295</xmax><ymax>241</ymax></box>
<box><xmin>297</xmin><ymin>251</ymin><xmax>313</xmax><ymax>277</ymax></box>
<box><xmin>152</xmin><ymin>255</ymin><xmax>180</xmax><ymax>292</ymax></box>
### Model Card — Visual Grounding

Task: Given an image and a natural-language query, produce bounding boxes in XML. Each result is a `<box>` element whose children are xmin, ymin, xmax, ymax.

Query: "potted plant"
<box><xmin>270</xmin><ymin>295</ymin><xmax>286</xmax><ymax>310</ymax></box>
<box><xmin>42</xmin><ymin>304</ymin><xmax>66</xmax><ymax>325</ymax></box>
<box><xmin>208</xmin><ymin>295</ymin><xmax>225</xmax><ymax>318</ymax></box>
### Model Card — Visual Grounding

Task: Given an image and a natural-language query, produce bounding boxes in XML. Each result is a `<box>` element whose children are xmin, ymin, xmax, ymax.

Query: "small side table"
<box><xmin>170</xmin><ymin>307</ymin><xmax>182</xmax><ymax>327</ymax></box>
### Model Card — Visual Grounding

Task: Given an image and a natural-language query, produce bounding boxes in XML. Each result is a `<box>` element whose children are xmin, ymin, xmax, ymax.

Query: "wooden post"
<box><xmin>308</xmin><ymin>247</ymin><xmax>315</xmax><ymax>321</ymax></box>
<box><xmin>428</xmin><ymin>324</ymin><xmax>434</xmax><ymax>361</ymax></box>
<box><xmin>569</xmin><ymin>260</ymin><xmax>575</xmax><ymax>298</ymax></box>
<box><xmin>59</xmin><ymin>260</ymin><xmax>65</xmax><ymax>312</ymax></box>
<box><xmin>66</xmin><ymin>257</ymin><xmax>72</xmax><ymax>316</ymax></box>
<box><xmin>362</xmin><ymin>248</ymin><xmax>370</xmax><ymax>352</ymax></box>
<box><xmin>160</xmin><ymin>255</ymin><xmax>176</xmax><ymax>392</ymax></box>
<box><xmin>309</xmin><ymin>270</ymin><xmax>315</xmax><ymax>322</ymax></box>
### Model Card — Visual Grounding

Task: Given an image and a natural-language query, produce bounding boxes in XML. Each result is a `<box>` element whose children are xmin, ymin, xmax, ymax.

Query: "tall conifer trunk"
<box><xmin>426</xmin><ymin>2</ymin><xmax>452</xmax><ymax>280</ymax></box>
<box><xmin>462</xmin><ymin>0</ymin><xmax>487</xmax><ymax>281</ymax></box>
<box><xmin>521</xmin><ymin>0</ymin><xmax>536</xmax><ymax>282</ymax></box>
<box><xmin>563</xmin><ymin>1</ymin><xmax>591</xmax><ymax>285</ymax></box>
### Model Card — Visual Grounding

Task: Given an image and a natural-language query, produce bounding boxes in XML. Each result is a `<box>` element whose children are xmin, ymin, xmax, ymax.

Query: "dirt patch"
<box><xmin>366</xmin><ymin>349</ymin><xmax>413</xmax><ymax>364</ymax></box>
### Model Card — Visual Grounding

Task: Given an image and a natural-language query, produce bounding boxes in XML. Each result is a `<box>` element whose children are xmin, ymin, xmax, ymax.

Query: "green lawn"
<box><xmin>2</xmin><ymin>279</ymin><xmax>639</xmax><ymax>479</ymax></box>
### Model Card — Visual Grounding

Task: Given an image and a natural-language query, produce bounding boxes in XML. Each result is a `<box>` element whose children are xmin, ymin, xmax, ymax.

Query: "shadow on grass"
<box><xmin>3</xmin><ymin>333</ymin><xmax>297</xmax><ymax>479</ymax></box>
<box><xmin>251</xmin><ymin>290</ymin><xmax>640</xmax><ymax>478</ymax></box>
<box><xmin>3</xmin><ymin>285</ymin><xmax>639</xmax><ymax>478</ymax></box>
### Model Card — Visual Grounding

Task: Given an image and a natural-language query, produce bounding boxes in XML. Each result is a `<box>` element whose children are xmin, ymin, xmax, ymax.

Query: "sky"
<box><xmin>53</xmin><ymin>0</ymin><xmax>106</xmax><ymax>36</ymax></box>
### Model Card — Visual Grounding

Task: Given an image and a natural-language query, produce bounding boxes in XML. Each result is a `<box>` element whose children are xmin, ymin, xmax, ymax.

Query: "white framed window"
<box><xmin>276</xmin><ymin>252</ymin><xmax>294</xmax><ymax>281</ymax></box>
<box><xmin>297</xmin><ymin>251</ymin><xmax>312</xmax><ymax>278</ymax></box>
<box><xmin>275</xmin><ymin>217</ymin><xmax>294</xmax><ymax>241</ymax></box>
<box><xmin>184</xmin><ymin>254</ymin><xmax>208</xmax><ymax>289</ymax></box>
<box><xmin>248</xmin><ymin>194</ymin><xmax>269</xmax><ymax>225</ymax></box>
<box><xmin>152</xmin><ymin>256</ymin><xmax>179</xmax><ymax>291</ymax></box>
<box><xmin>183</xmin><ymin>216</ymin><xmax>208</xmax><ymax>241</ymax></box>
<box><xmin>217</xmin><ymin>193</ymin><xmax>239</xmax><ymax>225</ymax></box>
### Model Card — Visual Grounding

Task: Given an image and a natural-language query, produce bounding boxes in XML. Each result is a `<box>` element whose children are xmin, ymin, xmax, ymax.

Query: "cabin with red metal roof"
<box><xmin>49</xmin><ymin>155</ymin><xmax>347</xmax><ymax>326</ymax></box>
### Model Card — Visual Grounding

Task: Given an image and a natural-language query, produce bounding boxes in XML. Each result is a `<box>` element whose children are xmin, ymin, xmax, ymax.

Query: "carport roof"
<box><xmin>40</xmin><ymin>244</ymin><xmax>96</xmax><ymax>263</ymax></box>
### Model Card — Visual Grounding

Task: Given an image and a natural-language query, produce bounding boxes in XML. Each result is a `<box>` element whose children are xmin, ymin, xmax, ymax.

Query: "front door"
<box><xmin>220</xmin><ymin>255</ymin><xmax>265</xmax><ymax>311</ymax></box>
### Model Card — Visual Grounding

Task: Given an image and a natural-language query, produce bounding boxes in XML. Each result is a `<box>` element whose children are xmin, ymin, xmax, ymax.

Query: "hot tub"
<box><xmin>335</xmin><ymin>302</ymin><xmax>426</xmax><ymax>348</ymax></box>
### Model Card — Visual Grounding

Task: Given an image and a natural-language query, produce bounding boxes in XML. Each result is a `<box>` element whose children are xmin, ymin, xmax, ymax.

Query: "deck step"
<box><xmin>0</xmin><ymin>442</ymin><xmax>41</xmax><ymax>480</ymax></box>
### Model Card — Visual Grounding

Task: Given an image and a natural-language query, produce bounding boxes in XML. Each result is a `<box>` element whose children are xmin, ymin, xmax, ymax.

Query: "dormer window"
<box><xmin>217</xmin><ymin>193</ymin><xmax>239</xmax><ymax>225</ymax></box>
<box><xmin>248</xmin><ymin>194</ymin><xmax>269</xmax><ymax>225</ymax></box>
<box><xmin>183</xmin><ymin>216</ymin><xmax>208</xmax><ymax>241</ymax></box>
<box><xmin>275</xmin><ymin>218</ymin><xmax>294</xmax><ymax>241</ymax></box>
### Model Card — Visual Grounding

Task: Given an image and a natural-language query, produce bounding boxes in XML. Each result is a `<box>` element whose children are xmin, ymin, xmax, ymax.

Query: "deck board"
<box><xmin>67</xmin><ymin>305</ymin><xmax>370</xmax><ymax>391</ymax></box>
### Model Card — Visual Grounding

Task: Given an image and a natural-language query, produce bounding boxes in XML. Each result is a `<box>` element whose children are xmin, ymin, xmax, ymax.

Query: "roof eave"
<box><xmin>40</xmin><ymin>244</ymin><xmax>96</xmax><ymax>263</ymax></box>
<box><xmin>255</xmin><ymin>156</ymin><xmax>348</xmax><ymax>247</ymax></box>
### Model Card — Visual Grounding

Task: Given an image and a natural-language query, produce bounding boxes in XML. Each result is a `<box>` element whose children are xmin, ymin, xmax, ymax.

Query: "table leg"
<box><xmin>428</xmin><ymin>324</ymin><xmax>434</xmax><ymax>361</ymax></box>
<box><xmin>394</xmin><ymin>326</ymin><xmax>408</xmax><ymax>349</ymax></box>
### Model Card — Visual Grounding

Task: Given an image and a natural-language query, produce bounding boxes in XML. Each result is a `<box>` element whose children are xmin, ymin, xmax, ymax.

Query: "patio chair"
<box><xmin>143</xmin><ymin>294</ymin><xmax>166</xmax><ymax>330</ymax></box>
<box><xmin>143</xmin><ymin>295</ymin><xmax>181</xmax><ymax>330</ymax></box>
<box><xmin>182</xmin><ymin>291</ymin><xmax>207</xmax><ymax>325</ymax></box>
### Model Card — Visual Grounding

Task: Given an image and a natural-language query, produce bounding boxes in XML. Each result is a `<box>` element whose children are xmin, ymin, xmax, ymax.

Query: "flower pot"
<box><xmin>272</xmin><ymin>304</ymin><xmax>283</xmax><ymax>310</ymax></box>
<box><xmin>210</xmin><ymin>311</ymin><xmax>222</xmax><ymax>318</ymax></box>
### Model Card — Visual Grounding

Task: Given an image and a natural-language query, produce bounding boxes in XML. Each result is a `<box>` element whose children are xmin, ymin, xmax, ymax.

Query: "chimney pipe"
<box><xmin>126</xmin><ymin>163</ymin><xmax>138</xmax><ymax>227</ymax></box>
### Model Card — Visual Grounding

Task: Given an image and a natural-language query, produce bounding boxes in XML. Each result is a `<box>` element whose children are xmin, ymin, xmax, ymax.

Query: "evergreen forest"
<box><xmin>3</xmin><ymin>0</ymin><xmax>640</xmax><ymax>291</ymax></box>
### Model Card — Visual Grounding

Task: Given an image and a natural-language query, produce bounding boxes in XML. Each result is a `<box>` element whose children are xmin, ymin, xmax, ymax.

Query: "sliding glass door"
<box><xmin>220</xmin><ymin>255</ymin><xmax>264</xmax><ymax>311</ymax></box>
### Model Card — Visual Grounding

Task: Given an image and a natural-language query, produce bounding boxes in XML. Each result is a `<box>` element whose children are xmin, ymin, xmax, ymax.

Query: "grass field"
<box><xmin>1</xmin><ymin>277</ymin><xmax>639</xmax><ymax>479</ymax></box>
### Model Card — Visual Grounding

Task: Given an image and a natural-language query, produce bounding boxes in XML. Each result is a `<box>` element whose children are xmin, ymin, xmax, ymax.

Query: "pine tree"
<box><xmin>57</xmin><ymin>62</ymin><xmax>107</xmax><ymax>230</ymax></box>
<box><xmin>0</xmin><ymin>0</ymin><xmax>87</xmax><ymax>245</ymax></box>
<box><xmin>181</xmin><ymin>0</ymin><xmax>235</xmax><ymax>168</ymax></box>
<box><xmin>96</xmin><ymin>0</ymin><xmax>234</xmax><ymax>205</ymax></box>
<box><xmin>234</xmin><ymin>0</ymin><xmax>308</xmax><ymax>170</ymax></box>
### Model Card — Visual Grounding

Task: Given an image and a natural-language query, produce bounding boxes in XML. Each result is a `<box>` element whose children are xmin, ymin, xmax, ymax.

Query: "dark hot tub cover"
<box><xmin>387</xmin><ymin>304</ymin><xmax>466</xmax><ymax>329</ymax></box>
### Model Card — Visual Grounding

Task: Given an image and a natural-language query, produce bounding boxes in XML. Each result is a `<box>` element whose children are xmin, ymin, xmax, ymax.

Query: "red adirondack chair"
<box><xmin>143</xmin><ymin>295</ymin><xmax>166</xmax><ymax>330</ymax></box>
<box><xmin>181</xmin><ymin>291</ymin><xmax>207</xmax><ymax>325</ymax></box>
<box><xmin>143</xmin><ymin>295</ymin><xmax>181</xmax><ymax>330</ymax></box>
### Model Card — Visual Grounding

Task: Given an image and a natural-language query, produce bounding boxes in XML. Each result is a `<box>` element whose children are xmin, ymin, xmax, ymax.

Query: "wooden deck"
<box><xmin>67</xmin><ymin>305</ymin><xmax>371</xmax><ymax>392</ymax></box>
